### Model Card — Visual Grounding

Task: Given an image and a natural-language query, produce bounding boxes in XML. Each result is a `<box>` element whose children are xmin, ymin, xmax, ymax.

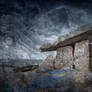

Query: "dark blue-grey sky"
<box><xmin>0</xmin><ymin>0</ymin><xmax>92</xmax><ymax>59</ymax></box>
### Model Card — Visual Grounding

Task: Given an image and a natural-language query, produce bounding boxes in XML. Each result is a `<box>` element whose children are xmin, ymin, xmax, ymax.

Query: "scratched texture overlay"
<box><xmin>0</xmin><ymin>0</ymin><xmax>92</xmax><ymax>92</ymax></box>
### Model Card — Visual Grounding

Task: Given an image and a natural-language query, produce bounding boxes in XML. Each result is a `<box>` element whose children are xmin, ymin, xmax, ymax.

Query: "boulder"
<box><xmin>37</xmin><ymin>55</ymin><xmax>55</xmax><ymax>73</ymax></box>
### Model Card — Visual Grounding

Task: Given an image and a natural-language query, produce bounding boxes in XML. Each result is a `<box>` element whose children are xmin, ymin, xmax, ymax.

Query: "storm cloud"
<box><xmin>0</xmin><ymin>0</ymin><xmax>92</xmax><ymax>59</ymax></box>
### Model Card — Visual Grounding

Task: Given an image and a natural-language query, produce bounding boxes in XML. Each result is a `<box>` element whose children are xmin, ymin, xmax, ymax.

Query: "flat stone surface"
<box><xmin>55</xmin><ymin>46</ymin><xmax>73</xmax><ymax>69</ymax></box>
<box><xmin>74</xmin><ymin>40</ymin><xmax>89</xmax><ymax>72</ymax></box>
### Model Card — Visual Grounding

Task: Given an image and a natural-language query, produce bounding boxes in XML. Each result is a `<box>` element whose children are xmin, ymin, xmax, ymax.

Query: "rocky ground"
<box><xmin>0</xmin><ymin>68</ymin><xmax>92</xmax><ymax>92</ymax></box>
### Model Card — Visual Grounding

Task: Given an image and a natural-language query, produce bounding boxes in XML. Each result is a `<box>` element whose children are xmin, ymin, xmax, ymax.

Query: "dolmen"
<box><xmin>1</xmin><ymin>24</ymin><xmax>92</xmax><ymax>92</ymax></box>
<box><xmin>40</xmin><ymin>24</ymin><xmax>92</xmax><ymax>72</ymax></box>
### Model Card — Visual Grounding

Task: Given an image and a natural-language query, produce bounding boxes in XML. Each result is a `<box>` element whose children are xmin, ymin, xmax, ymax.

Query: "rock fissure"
<box><xmin>72</xmin><ymin>44</ymin><xmax>75</xmax><ymax>69</ymax></box>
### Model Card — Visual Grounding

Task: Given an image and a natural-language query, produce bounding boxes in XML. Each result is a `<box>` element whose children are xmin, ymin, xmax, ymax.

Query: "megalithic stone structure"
<box><xmin>40</xmin><ymin>24</ymin><xmax>92</xmax><ymax>72</ymax></box>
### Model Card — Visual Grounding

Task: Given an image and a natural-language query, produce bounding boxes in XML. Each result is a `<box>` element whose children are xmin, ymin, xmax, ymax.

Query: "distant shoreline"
<box><xmin>0</xmin><ymin>59</ymin><xmax>43</xmax><ymax>67</ymax></box>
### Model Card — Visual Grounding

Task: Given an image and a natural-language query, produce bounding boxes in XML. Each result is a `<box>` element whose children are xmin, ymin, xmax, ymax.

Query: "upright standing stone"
<box><xmin>55</xmin><ymin>46</ymin><xmax>73</xmax><ymax>69</ymax></box>
<box><xmin>74</xmin><ymin>40</ymin><xmax>89</xmax><ymax>72</ymax></box>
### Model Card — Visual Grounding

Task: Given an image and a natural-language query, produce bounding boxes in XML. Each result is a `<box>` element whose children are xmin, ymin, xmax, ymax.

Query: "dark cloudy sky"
<box><xmin>0</xmin><ymin>0</ymin><xmax>92</xmax><ymax>59</ymax></box>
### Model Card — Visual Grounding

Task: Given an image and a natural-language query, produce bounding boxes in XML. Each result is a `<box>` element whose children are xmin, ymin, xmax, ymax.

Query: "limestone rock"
<box><xmin>37</xmin><ymin>55</ymin><xmax>55</xmax><ymax>72</ymax></box>
<box><xmin>74</xmin><ymin>40</ymin><xmax>89</xmax><ymax>72</ymax></box>
<box><xmin>55</xmin><ymin>46</ymin><xmax>73</xmax><ymax>69</ymax></box>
